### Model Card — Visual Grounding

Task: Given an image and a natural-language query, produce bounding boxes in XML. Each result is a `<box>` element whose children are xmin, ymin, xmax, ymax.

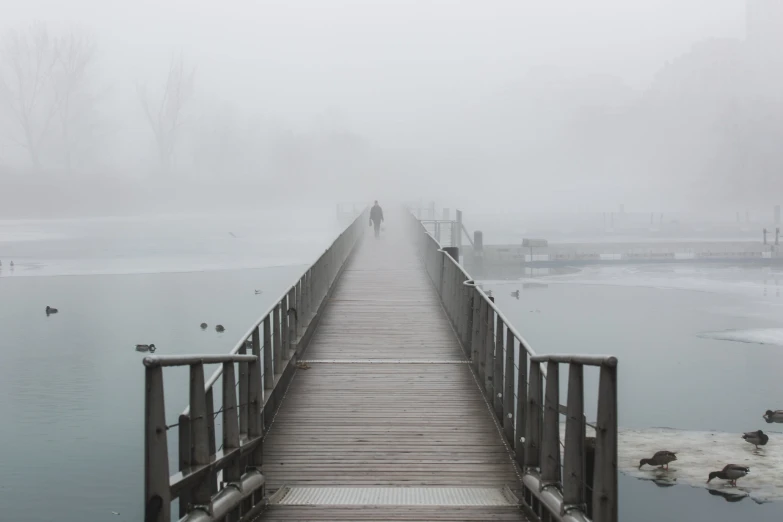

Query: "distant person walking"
<box><xmin>370</xmin><ymin>200</ymin><xmax>384</xmax><ymax>238</ymax></box>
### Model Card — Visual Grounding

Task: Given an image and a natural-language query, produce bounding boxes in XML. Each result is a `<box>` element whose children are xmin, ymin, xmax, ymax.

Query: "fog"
<box><xmin>1</xmin><ymin>0</ymin><xmax>780</xmax><ymax>218</ymax></box>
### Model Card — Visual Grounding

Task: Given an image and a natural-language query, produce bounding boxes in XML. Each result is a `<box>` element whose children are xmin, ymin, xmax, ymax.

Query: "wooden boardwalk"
<box><xmin>260</xmin><ymin>216</ymin><xmax>527</xmax><ymax>521</ymax></box>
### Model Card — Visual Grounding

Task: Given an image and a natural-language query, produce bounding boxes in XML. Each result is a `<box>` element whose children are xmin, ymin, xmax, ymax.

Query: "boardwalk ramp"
<box><xmin>260</xmin><ymin>212</ymin><xmax>526</xmax><ymax>520</ymax></box>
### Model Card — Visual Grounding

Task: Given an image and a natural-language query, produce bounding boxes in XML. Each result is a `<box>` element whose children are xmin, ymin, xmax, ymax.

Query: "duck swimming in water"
<box><xmin>638</xmin><ymin>450</ymin><xmax>677</xmax><ymax>470</ymax></box>
<box><xmin>45</xmin><ymin>306</ymin><xmax>58</xmax><ymax>315</ymax></box>
<box><xmin>763</xmin><ymin>410</ymin><xmax>783</xmax><ymax>423</ymax></box>
<box><xmin>707</xmin><ymin>464</ymin><xmax>749</xmax><ymax>487</ymax></box>
<box><xmin>135</xmin><ymin>344</ymin><xmax>156</xmax><ymax>353</ymax></box>
<box><xmin>200</xmin><ymin>323</ymin><xmax>208</xmax><ymax>329</ymax></box>
<box><xmin>742</xmin><ymin>430</ymin><xmax>769</xmax><ymax>450</ymax></box>
<box><xmin>215</xmin><ymin>325</ymin><xmax>225</xmax><ymax>332</ymax></box>
<box><xmin>510</xmin><ymin>290</ymin><xmax>520</xmax><ymax>299</ymax></box>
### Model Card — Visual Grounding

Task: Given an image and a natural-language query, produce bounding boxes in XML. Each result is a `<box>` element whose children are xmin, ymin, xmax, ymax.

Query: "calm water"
<box><xmin>482</xmin><ymin>263</ymin><xmax>783</xmax><ymax>521</ymax></box>
<box><xmin>0</xmin><ymin>266</ymin><xmax>305</xmax><ymax>522</ymax></box>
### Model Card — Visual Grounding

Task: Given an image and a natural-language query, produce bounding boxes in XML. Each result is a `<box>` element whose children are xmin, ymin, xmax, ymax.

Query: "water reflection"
<box><xmin>708</xmin><ymin>488</ymin><xmax>749</xmax><ymax>503</ymax></box>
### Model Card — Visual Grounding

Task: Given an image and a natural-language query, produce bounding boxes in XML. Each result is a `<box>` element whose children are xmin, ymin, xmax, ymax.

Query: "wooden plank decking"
<box><xmin>259</xmin><ymin>215</ymin><xmax>527</xmax><ymax>521</ymax></box>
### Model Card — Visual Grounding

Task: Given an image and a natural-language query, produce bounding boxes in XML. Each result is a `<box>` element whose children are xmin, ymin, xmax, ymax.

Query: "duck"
<box><xmin>200</xmin><ymin>323</ymin><xmax>208</xmax><ymax>329</ymax></box>
<box><xmin>135</xmin><ymin>344</ymin><xmax>156</xmax><ymax>353</ymax></box>
<box><xmin>254</xmin><ymin>289</ymin><xmax>262</xmax><ymax>295</ymax></box>
<box><xmin>510</xmin><ymin>290</ymin><xmax>520</xmax><ymax>299</ymax></box>
<box><xmin>707</xmin><ymin>464</ymin><xmax>750</xmax><ymax>487</ymax></box>
<box><xmin>215</xmin><ymin>325</ymin><xmax>225</xmax><ymax>332</ymax></box>
<box><xmin>45</xmin><ymin>306</ymin><xmax>58</xmax><ymax>315</ymax></box>
<box><xmin>742</xmin><ymin>430</ymin><xmax>769</xmax><ymax>449</ymax></box>
<box><xmin>763</xmin><ymin>410</ymin><xmax>783</xmax><ymax>423</ymax></box>
<box><xmin>638</xmin><ymin>450</ymin><xmax>677</xmax><ymax>470</ymax></box>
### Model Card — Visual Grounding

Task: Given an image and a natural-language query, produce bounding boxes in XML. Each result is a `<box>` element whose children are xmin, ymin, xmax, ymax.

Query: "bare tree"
<box><xmin>0</xmin><ymin>24</ymin><xmax>99</xmax><ymax>172</ymax></box>
<box><xmin>51</xmin><ymin>30</ymin><xmax>96</xmax><ymax>172</ymax></box>
<box><xmin>0</xmin><ymin>23</ymin><xmax>59</xmax><ymax>170</ymax></box>
<box><xmin>137</xmin><ymin>53</ymin><xmax>195</xmax><ymax>171</ymax></box>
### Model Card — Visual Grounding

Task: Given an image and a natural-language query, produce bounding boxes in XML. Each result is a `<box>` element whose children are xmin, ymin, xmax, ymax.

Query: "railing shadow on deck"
<box><xmin>406</xmin><ymin>208</ymin><xmax>618</xmax><ymax>522</ymax></box>
<box><xmin>143</xmin><ymin>208</ymin><xmax>369</xmax><ymax>522</ymax></box>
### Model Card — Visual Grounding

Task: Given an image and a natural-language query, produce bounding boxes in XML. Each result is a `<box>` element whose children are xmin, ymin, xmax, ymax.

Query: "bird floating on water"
<box><xmin>200</xmin><ymin>322</ymin><xmax>208</xmax><ymax>329</ymax></box>
<box><xmin>638</xmin><ymin>450</ymin><xmax>677</xmax><ymax>470</ymax></box>
<box><xmin>707</xmin><ymin>464</ymin><xmax>749</xmax><ymax>487</ymax></box>
<box><xmin>763</xmin><ymin>410</ymin><xmax>783</xmax><ymax>423</ymax></box>
<box><xmin>135</xmin><ymin>344</ymin><xmax>156</xmax><ymax>353</ymax></box>
<box><xmin>45</xmin><ymin>306</ymin><xmax>58</xmax><ymax>315</ymax></box>
<box><xmin>510</xmin><ymin>290</ymin><xmax>520</xmax><ymax>299</ymax></box>
<box><xmin>742</xmin><ymin>430</ymin><xmax>769</xmax><ymax>450</ymax></box>
<box><xmin>254</xmin><ymin>289</ymin><xmax>262</xmax><ymax>295</ymax></box>
<box><xmin>215</xmin><ymin>325</ymin><xmax>225</xmax><ymax>332</ymax></box>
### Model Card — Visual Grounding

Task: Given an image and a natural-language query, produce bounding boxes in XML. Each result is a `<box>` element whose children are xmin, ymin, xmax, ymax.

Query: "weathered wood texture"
<box><xmin>260</xmin><ymin>218</ymin><xmax>526</xmax><ymax>521</ymax></box>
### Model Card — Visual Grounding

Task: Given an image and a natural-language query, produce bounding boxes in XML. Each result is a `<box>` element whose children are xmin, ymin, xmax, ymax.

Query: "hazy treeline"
<box><xmin>1</xmin><ymin>13</ymin><xmax>781</xmax><ymax>217</ymax></box>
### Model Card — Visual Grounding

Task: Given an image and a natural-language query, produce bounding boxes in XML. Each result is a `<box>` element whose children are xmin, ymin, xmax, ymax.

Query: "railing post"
<box><xmin>144</xmin><ymin>364</ymin><xmax>171</xmax><ymax>522</ymax></box>
<box><xmin>515</xmin><ymin>344</ymin><xmax>528</xmax><ymax>466</ymax></box>
<box><xmin>484</xmin><ymin>304</ymin><xmax>495</xmax><ymax>399</ymax></box>
<box><xmin>189</xmin><ymin>363</ymin><xmax>212</xmax><ymax>508</ymax></box>
<box><xmin>263</xmin><ymin>315</ymin><xmax>273</xmax><ymax>393</ymax></box>
<box><xmin>477</xmin><ymin>297</ymin><xmax>487</xmax><ymax>384</ymax></box>
<box><xmin>593</xmin><ymin>360</ymin><xmax>618</xmax><ymax>522</ymax></box>
<box><xmin>273</xmin><ymin>303</ymin><xmax>283</xmax><ymax>374</ymax></box>
<box><xmin>493</xmin><ymin>319</ymin><xmax>504</xmax><ymax>420</ymax></box>
<box><xmin>177</xmin><ymin>413</ymin><xmax>191</xmax><ymax>518</ymax></box>
<box><xmin>221</xmin><ymin>362</ymin><xmax>242</xmax><ymax>485</ymax></box>
<box><xmin>563</xmin><ymin>362</ymin><xmax>586</xmax><ymax>513</ymax></box>
<box><xmin>525</xmin><ymin>361</ymin><xmax>543</xmax><ymax>470</ymax></box>
<box><xmin>247</xmin><ymin>347</ymin><xmax>264</xmax><ymax>468</ymax></box>
<box><xmin>288</xmin><ymin>287</ymin><xmax>297</xmax><ymax>353</ymax></box>
<box><xmin>462</xmin><ymin>280</ymin><xmax>473</xmax><ymax>355</ymax></box>
<box><xmin>541</xmin><ymin>361</ymin><xmax>561</xmax><ymax>489</ymax></box>
<box><xmin>503</xmin><ymin>330</ymin><xmax>515</xmax><ymax>444</ymax></box>
<box><xmin>205</xmin><ymin>388</ymin><xmax>218</xmax><ymax>495</ymax></box>
<box><xmin>281</xmin><ymin>295</ymin><xmax>289</xmax><ymax>361</ymax></box>
<box><xmin>295</xmin><ymin>280</ymin><xmax>303</xmax><ymax>341</ymax></box>
<box><xmin>468</xmin><ymin>286</ymin><xmax>478</xmax><ymax>365</ymax></box>
<box><xmin>238</xmin><ymin>342</ymin><xmax>249</xmax><ymax>438</ymax></box>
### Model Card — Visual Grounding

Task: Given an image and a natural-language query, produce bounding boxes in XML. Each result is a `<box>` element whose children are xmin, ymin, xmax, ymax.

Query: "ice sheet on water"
<box><xmin>558</xmin><ymin>425</ymin><xmax>783</xmax><ymax>503</ymax></box>
<box><xmin>697</xmin><ymin>329</ymin><xmax>783</xmax><ymax>347</ymax></box>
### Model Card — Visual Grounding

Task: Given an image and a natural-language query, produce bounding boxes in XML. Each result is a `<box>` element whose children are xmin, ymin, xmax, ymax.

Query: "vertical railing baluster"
<box><xmin>516</xmin><ymin>344</ymin><xmax>528</xmax><ymax>466</ymax></box>
<box><xmin>493</xmin><ymin>319</ymin><xmax>504</xmax><ymax>419</ymax></box>
<box><xmin>205</xmin><ymin>388</ymin><xmax>217</xmax><ymax>495</ymax></box>
<box><xmin>593</xmin><ymin>359</ymin><xmax>618</xmax><ymax>522</ymax></box>
<box><xmin>263</xmin><ymin>315</ymin><xmax>273</xmax><ymax>393</ymax></box>
<box><xmin>525</xmin><ymin>361</ymin><xmax>543</xmax><ymax>470</ymax></box>
<box><xmin>247</xmin><ymin>347</ymin><xmax>264</xmax><ymax>469</ymax></box>
<box><xmin>221</xmin><ymin>362</ymin><xmax>241</xmax><ymax>484</ymax></box>
<box><xmin>177</xmin><ymin>413</ymin><xmax>191</xmax><ymax>518</ymax></box>
<box><xmin>288</xmin><ymin>287</ymin><xmax>297</xmax><ymax>355</ymax></box>
<box><xmin>189</xmin><ymin>363</ymin><xmax>211</xmax><ymax>507</ymax></box>
<box><xmin>281</xmin><ymin>295</ymin><xmax>289</xmax><ymax>362</ymax></box>
<box><xmin>295</xmin><ymin>280</ymin><xmax>303</xmax><ymax>341</ymax></box>
<box><xmin>470</xmin><ymin>288</ymin><xmax>480</xmax><ymax>369</ymax></box>
<box><xmin>463</xmin><ymin>280</ymin><xmax>474</xmax><ymax>358</ymax></box>
<box><xmin>541</xmin><ymin>361</ymin><xmax>561</xmax><ymax>488</ymax></box>
<box><xmin>238</xmin><ymin>342</ymin><xmax>248</xmax><ymax>438</ymax></box>
<box><xmin>503</xmin><ymin>330</ymin><xmax>515</xmax><ymax>444</ymax></box>
<box><xmin>477</xmin><ymin>298</ymin><xmax>487</xmax><ymax>384</ymax></box>
<box><xmin>273</xmin><ymin>303</ymin><xmax>282</xmax><ymax>374</ymax></box>
<box><xmin>563</xmin><ymin>362</ymin><xmax>586</xmax><ymax>511</ymax></box>
<box><xmin>144</xmin><ymin>363</ymin><xmax>171</xmax><ymax>522</ymax></box>
<box><xmin>484</xmin><ymin>305</ymin><xmax>495</xmax><ymax>398</ymax></box>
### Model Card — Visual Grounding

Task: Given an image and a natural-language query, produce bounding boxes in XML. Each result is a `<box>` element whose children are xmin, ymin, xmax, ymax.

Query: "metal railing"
<box><xmin>144</xmin><ymin>208</ymin><xmax>368</xmax><ymax>522</ymax></box>
<box><xmin>407</xmin><ymin>209</ymin><xmax>618</xmax><ymax>522</ymax></box>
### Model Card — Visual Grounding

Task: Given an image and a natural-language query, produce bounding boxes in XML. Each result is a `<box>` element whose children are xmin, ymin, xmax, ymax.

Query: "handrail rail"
<box><xmin>144</xmin><ymin>207</ymin><xmax>369</xmax><ymax>522</ymax></box>
<box><xmin>405</xmin><ymin>205</ymin><xmax>618</xmax><ymax>522</ymax></box>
